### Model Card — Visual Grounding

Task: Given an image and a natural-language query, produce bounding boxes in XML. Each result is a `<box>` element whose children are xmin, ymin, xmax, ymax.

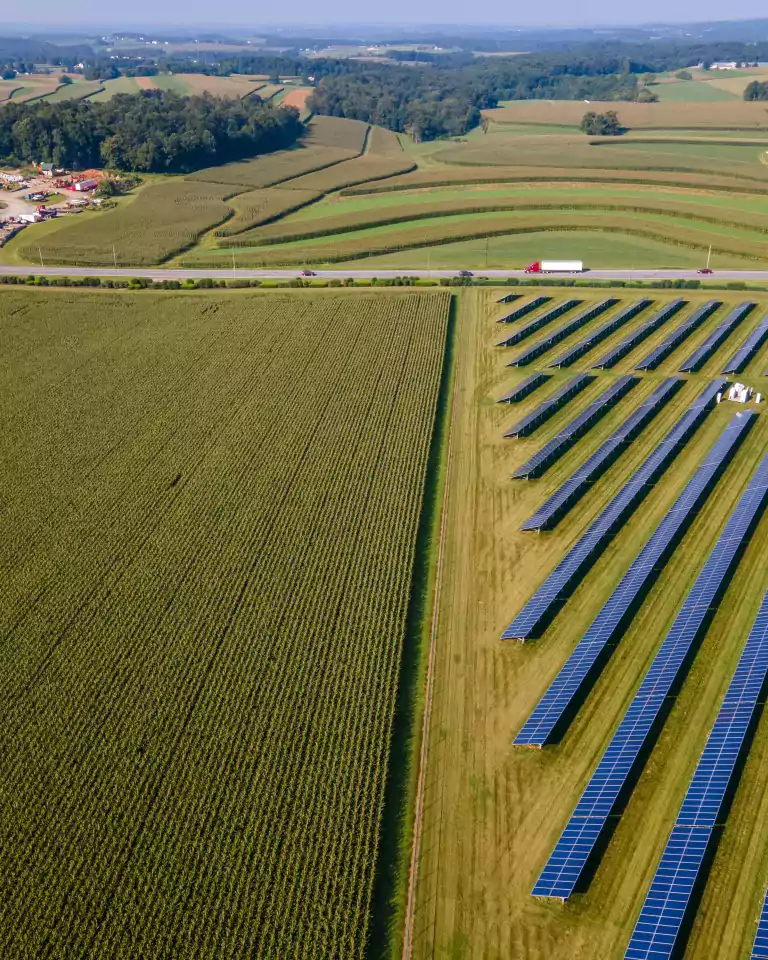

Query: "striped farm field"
<box><xmin>188</xmin><ymin>115</ymin><xmax>369</xmax><ymax>189</ymax></box>
<box><xmin>409</xmin><ymin>287</ymin><xmax>768</xmax><ymax>960</ymax></box>
<box><xmin>186</xmin><ymin>206</ymin><xmax>767</xmax><ymax>267</ymax></box>
<box><xmin>484</xmin><ymin>99</ymin><xmax>768</xmax><ymax>130</ymax></box>
<box><xmin>0</xmin><ymin>287</ymin><xmax>451</xmax><ymax>959</ymax></box>
<box><xmin>213</xmin><ymin>186</ymin><xmax>325</xmax><ymax>236</ymax></box>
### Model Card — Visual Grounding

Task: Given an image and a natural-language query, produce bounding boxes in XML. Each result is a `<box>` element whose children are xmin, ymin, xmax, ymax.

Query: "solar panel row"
<box><xmin>593</xmin><ymin>300</ymin><xmax>686</xmax><ymax>370</ymax></box>
<box><xmin>497</xmin><ymin>372</ymin><xmax>550</xmax><ymax>405</ymax></box>
<box><xmin>752</xmin><ymin>889</ymin><xmax>768</xmax><ymax>959</ymax></box>
<box><xmin>514</xmin><ymin>412</ymin><xmax>756</xmax><ymax>748</ymax></box>
<box><xmin>521</xmin><ymin>379</ymin><xmax>682</xmax><ymax>532</ymax></box>
<box><xmin>497</xmin><ymin>299</ymin><xmax>581</xmax><ymax>346</ymax></box>
<box><xmin>636</xmin><ymin>300</ymin><xmax>723</xmax><ymax>371</ymax></box>
<box><xmin>626</xmin><ymin>588</ymin><xmax>768</xmax><ymax>960</ymax></box>
<box><xmin>509</xmin><ymin>299</ymin><xmax>621</xmax><ymax>367</ymax></box>
<box><xmin>533</xmin><ymin>449</ymin><xmax>768</xmax><ymax>902</ymax></box>
<box><xmin>496</xmin><ymin>293</ymin><xmax>528</xmax><ymax>308</ymax></box>
<box><xmin>723</xmin><ymin>315</ymin><xmax>768</xmax><ymax>375</ymax></box>
<box><xmin>678</xmin><ymin>301</ymin><xmax>755</xmax><ymax>373</ymax></box>
<box><xmin>503</xmin><ymin>374</ymin><xmax>594</xmax><ymax>439</ymax></box>
<box><xmin>511</xmin><ymin>377</ymin><xmax>638</xmax><ymax>480</ymax></box>
<box><xmin>550</xmin><ymin>300</ymin><xmax>653</xmax><ymax>368</ymax></box>
<box><xmin>503</xmin><ymin>379</ymin><xmax>726</xmax><ymax>641</ymax></box>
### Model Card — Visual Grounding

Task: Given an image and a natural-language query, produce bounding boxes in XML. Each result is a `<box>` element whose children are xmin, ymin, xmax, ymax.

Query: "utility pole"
<box><xmin>485</xmin><ymin>236</ymin><xmax>489</xmax><ymax>270</ymax></box>
<box><xmin>38</xmin><ymin>246</ymin><xmax>44</xmax><ymax>271</ymax></box>
<box><xmin>113</xmin><ymin>244</ymin><xmax>117</xmax><ymax>270</ymax></box>
<box><xmin>232</xmin><ymin>252</ymin><xmax>237</xmax><ymax>280</ymax></box>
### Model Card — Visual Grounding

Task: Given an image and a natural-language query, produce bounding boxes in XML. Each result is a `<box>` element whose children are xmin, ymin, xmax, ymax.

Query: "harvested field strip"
<box><xmin>214</xmin><ymin>187</ymin><xmax>325</xmax><ymax>237</ymax></box>
<box><xmin>188</xmin><ymin>115</ymin><xmax>369</xmax><ymax>189</ymax></box>
<box><xmin>343</xmin><ymin>166</ymin><xmax>768</xmax><ymax>197</ymax></box>
<box><xmin>0</xmin><ymin>289</ymin><xmax>450</xmax><ymax>959</ymax></box>
<box><xmin>226</xmin><ymin>197</ymin><xmax>768</xmax><ymax>247</ymax></box>
<box><xmin>200</xmin><ymin>210</ymin><xmax>767</xmax><ymax>266</ymax></box>
<box><xmin>483</xmin><ymin>99</ymin><xmax>768</xmax><ymax>129</ymax></box>
<box><xmin>21</xmin><ymin>180</ymin><xmax>238</xmax><ymax>266</ymax></box>
<box><xmin>0</xmin><ymin>81</ymin><xmax>22</xmax><ymax>102</ymax></box>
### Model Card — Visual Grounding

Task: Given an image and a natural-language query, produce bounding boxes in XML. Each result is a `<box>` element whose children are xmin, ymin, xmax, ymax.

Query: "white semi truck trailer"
<box><xmin>525</xmin><ymin>260</ymin><xmax>585</xmax><ymax>274</ymax></box>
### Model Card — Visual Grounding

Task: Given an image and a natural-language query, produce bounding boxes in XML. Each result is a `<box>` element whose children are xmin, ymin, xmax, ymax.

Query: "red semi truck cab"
<box><xmin>525</xmin><ymin>261</ymin><xmax>541</xmax><ymax>274</ymax></box>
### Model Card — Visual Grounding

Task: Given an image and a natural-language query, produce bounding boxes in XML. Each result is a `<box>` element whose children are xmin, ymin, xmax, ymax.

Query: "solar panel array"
<box><xmin>752</xmin><ymin>889</ymin><xmax>768</xmax><ymax>959</ymax></box>
<box><xmin>509</xmin><ymin>299</ymin><xmax>621</xmax><ymax>367</ymax></box>
<box><xmin>636</xmin><ymin>300</ymin><xmax>722</xmax><ymax>371</ymax></box>
<box><xmin>497</xmin><ymin>299</ymin><xmax>580</xmax><ymax>345</ymax></box>
<box><xmin>521</xmin><ymin>378</ymin><xmax>682</xmax><ymax>532</ymax></box>
<box><xmin>549</xmin><ymin>300</ymin><xmax>653</xmax><ymax>368</ymax></box>
<box><xmin>504</xmin><ymin>374</ymin><xmax>594</xmax><ymax>439</ymax></box>
<box><xmin>515</xmin><ymin>412</ymin><xmax>755</xmax><ymax>748</ymax></box>
<box><xmin>497</xmin><ymin>372</ymin><xmax>550</xmax><ymax>405</ymax></box>
<box><xmin>678</xmin><ymin>301</ymin><xmax>755</xmax><ymax>373</ymax></box>
<box><xmin>496</xmin><ymin>292</ymin><xmax>525</xmax><ymax>307</ymax></box>
<box><xmin>593</xmin><ymin>300</ymin><xmax>686</xmax><ymax>369</ymax></box>
<box><xmin>504</xmin><ymin>379</ymin><xmax>725</xmax><ymax>641</ymax></box>
<box><xmin>626</xmin><ymin>588</ymin><xmax>768</xmax><ymax>960</ymax></box>
<box><xmin>723</xmin><ymin>314</ymin><xmax>768</xmax><ymax>374</ymax></box>
<box><xmin>532</xmin><ymin>449</ymin><xmax>768</xmax><ymax>901</ymax></box>
<box><xmin>511</xmin><ymin>377</ymin><xmax>638</xmax><ymax>480</ymax></box>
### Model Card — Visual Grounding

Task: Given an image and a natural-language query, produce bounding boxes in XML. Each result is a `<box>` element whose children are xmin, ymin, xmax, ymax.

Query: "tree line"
<box><xmin>0</xmin><ymin>91</ymin><xmax>302</xmax><ymax>173</ymax></box>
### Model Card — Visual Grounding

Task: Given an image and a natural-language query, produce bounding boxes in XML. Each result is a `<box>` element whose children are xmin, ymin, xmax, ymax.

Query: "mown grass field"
<box><xmin>411</xmin><ymin>287</ymin><xmax>768</xmax><ymax>960</ymax></box>
<box><xmin>0</xmin><ymin>287</ymin><xmax>451</xmax><ymax>959</ymax></box>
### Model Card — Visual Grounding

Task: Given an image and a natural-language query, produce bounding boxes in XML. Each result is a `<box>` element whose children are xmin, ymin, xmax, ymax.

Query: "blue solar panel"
<box><xmin>509</xmin><ymin>299</ymin><xmax>621</xmax><ymax>367</ymax></box>
<box><xmin>678</xmin><ymin>302</ymin><xmax>755</xmax><ymax>373</ymax></box>
<box><xmin>550</xmin><ymin>300</ymin><xmax>653</xmax><ymax>368</ymax></box>
<box><xmin>497</xmin><ymin>292</ymin><xmax>524</xmax><ymax>306</ymax></box>
<box><xmin>497</xmin><ymin>373</ymin><xmax>550</xmax><ymax>404</ymax></box>
<box><xmin>636</xmin><ymin>300</ymin><xmax>722</xmax><ymax>371</ymax></box>
<box><xmin>593</xmin><ymin>300</ymin><xmax>686</xmax><ymax>369</ymax></box>
<box><xmin>496</xmin><ymin>295</ymin><xmax>548</xmax><ymax>322</ymax></box>
<box><xmin>497</xmin><ymin>299</ymin><xmax>581</xmax><ymax>345</ymax></box>
<box><xmin>503</xmin><ymin>379</ymin><xmax>727</xmax><ymax>640</ymax></box>
<box><xmin>626</xmin><ymin>590</ymin><xmax>768</xmax><ymax>960</ymax></box>
<box><xmin>521</xmin><ymin>379</ymin><xmax>682</xmax><ymax>532</ymax></box>
<box><xmin>515</xmin><ymin>411</ymin><xmax>755</xmax><ymax>747</ymax></box>
<box><xmin>532</xmin><ymin>455</ymin><xmax>768</xmax><ymax>901</ymax></box>
<box><xmin>504</xmin><ymin>374</ymin><xmax>594</xmax><ymax>438</ymax></box>
<box><xmin>512</xmin><ymin>377</ymin><xmax>638</xmax><ymax>479</ymax></box>
<box><xmin>752</xmin><ymin>889</ymin><xmax>768</xmax><ymax>959</ymax></box>
<box><xmin>723</xmin><ymin>315</ymin><xmax>768</xmax><ymax>374</ymax></box>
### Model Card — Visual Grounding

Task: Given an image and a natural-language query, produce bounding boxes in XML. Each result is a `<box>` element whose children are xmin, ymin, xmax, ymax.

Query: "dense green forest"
<box><xmin>0</xmin><ymin>91</ymin><xmax>302</xmax><ymax>172</ymax></box>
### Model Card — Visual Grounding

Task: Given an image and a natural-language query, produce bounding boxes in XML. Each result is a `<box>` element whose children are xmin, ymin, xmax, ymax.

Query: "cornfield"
<box><xmin>0</xmin><ymin>289</ymin><xmax>451</xmax><ymax>959</ymax></box>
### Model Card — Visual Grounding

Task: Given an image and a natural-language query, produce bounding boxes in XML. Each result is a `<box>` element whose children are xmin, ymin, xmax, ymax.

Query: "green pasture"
<box><xmin>340</xmin><ymin>231</ymin><xmax>751</xmax><ymax>270</ymax></box>
<box><xmin>650</xmin><ymin>79</ymin><xmax>739</xmax><ymax>102</ymax></box>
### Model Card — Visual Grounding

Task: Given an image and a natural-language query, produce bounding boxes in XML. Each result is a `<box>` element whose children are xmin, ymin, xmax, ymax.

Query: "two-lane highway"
<box><xmin>2</xmin><ymin>265</ymin><xmax>768</xmax><ymax>281</ymax></box>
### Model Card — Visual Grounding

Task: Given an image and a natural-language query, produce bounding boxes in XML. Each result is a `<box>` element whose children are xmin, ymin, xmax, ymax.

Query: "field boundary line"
<box><xmin>402</xmin><ymin>295</ymin><xmax>460</xmax><ymax>960</ymax></box>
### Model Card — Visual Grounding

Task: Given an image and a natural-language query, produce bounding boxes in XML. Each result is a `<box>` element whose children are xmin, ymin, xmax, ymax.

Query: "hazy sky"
<box><xmin>2</xmin><ymin>4</ymin><xmax>768</xmax><ymax>29</ymax></box>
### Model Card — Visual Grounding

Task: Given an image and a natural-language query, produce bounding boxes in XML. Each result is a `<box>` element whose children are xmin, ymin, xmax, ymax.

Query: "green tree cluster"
<box><xmin>0</xmin><ymin>91</ymin><xmax>303</xmax><ymax>173</ymax></box>
<box><xmin>580</xmin><ymin>110</ymin><xmax>625</xmax><ymax>135</ymax></box>
<box><xmin>744</xmin><ymin>80</ymin><xmax>768</xmax><ymax>101</ymax></box>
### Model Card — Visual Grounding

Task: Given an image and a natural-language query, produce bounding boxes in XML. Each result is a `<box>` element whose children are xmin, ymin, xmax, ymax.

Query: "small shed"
<box><xmin>728</xmin><ymin>382</ymin><xmax>752</xmax><ymax>403</ymax></box>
